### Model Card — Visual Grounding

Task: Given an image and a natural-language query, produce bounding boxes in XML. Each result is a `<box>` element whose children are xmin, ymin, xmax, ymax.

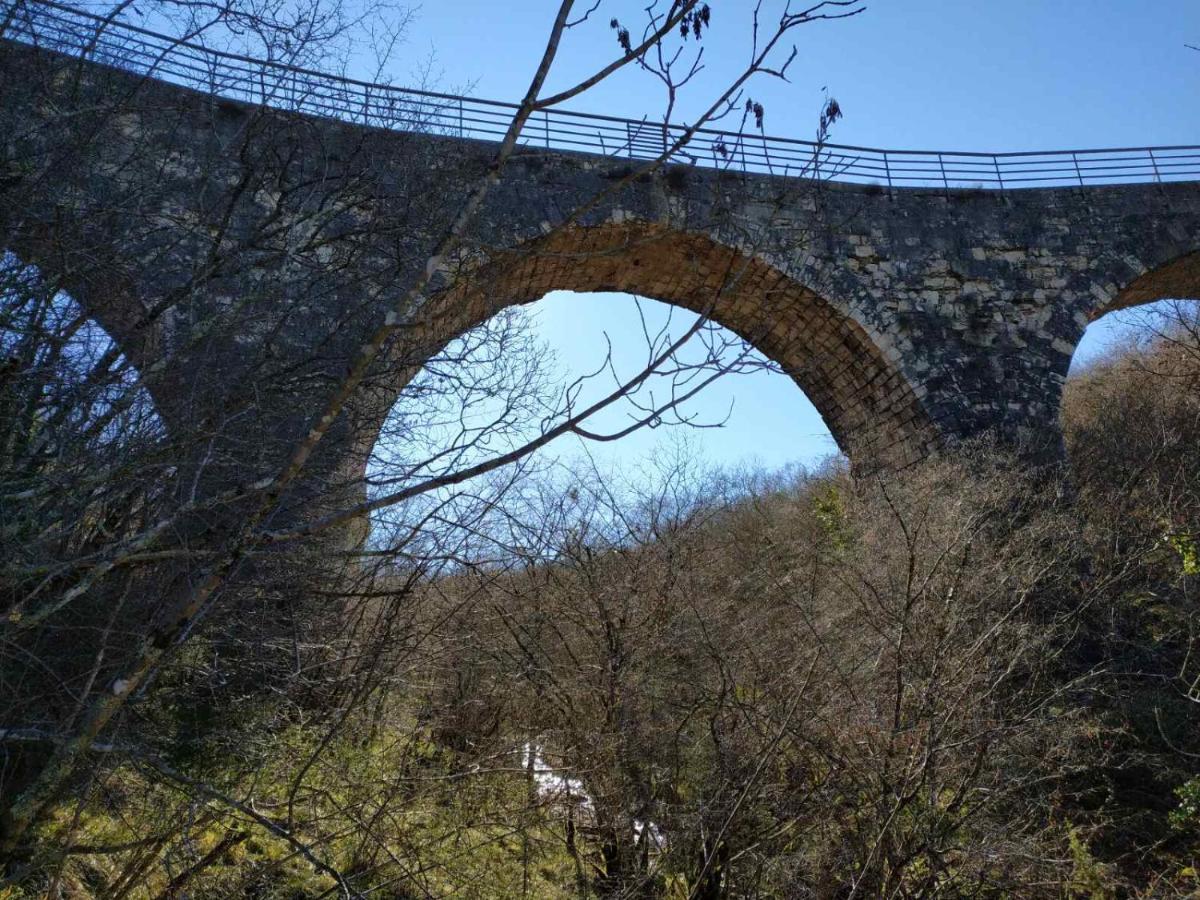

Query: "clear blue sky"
<box><xmin>375</xmin><ymin>1</ymin><xmax>1198</xmax><ymax>475</ymax></box>
<box><xmin>403</xmin><ymin>1</ymin><xmax>1199</xmax><ymax>152</ymax></box>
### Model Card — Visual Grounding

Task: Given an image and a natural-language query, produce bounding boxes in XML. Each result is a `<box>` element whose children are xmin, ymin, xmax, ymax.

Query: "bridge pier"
<box><xmin>887</xmin><ymin>294</ymin><xmax>1080</xmax><ymax>461</ymax></box>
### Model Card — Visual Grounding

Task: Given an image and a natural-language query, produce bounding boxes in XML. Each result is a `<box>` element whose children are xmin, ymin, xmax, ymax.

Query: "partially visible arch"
<box><xmin>1061</xmin><ymin>247</ymin><xmax>1200</xmax><ymax>469</ymax></box>
<box><xmin>0</xmin><ymin>232</ymin><xmax>173</xmax><ymax>436</ymax></box>
<box><xmin>367</xmin><ymin>222</ymin><xmax>940</xmax><ymax>472</ymax></box>
<box><xmin>0</xmin><ymin>254</ymin><xmax>164</xmax><ymax>450</ymax></box>
<box><xmin>1095</xmin><ymin>249</ymin><xmax>1200</xmax><ymax>320</ymax></box>
<box><xmin>2</xmin><ymin>222</ymin><xmax>159</xmax><ymax>369</ymax></box>
<box><xmin>1052</xmin><ymin>247</ymin><xmax>1200</xmax><ymax>398</ymax></box>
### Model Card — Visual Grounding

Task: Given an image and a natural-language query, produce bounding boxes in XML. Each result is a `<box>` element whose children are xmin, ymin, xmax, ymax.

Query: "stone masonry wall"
<box><xmin>2</xmin><ymin>39</ymin><xmax>1198</xmax><ymax>486</ymax></box>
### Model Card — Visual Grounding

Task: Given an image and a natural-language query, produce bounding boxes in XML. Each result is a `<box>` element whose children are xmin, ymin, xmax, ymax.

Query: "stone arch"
<box><xmin>0</xmin><ymin>253</ymin><xmax>163</xmax><ymax>440</ymax></box>
<box><xmin>1058</xmin><ymin>247</ymin><xmax>1200</xmax><ymax>377</ymax></box>
<box><xmin>1036</xmin><ymin>247</ymin><xmax>1200</xmax><ymax>390</ymax></box>
<box><xmin>365</xmin><ymin>222</ymin><xmax>940</xmax><ymax>472</ymax></box>
<box><xmin>1059</xmin><ymin>248</ymin><xmax>1200</xmax><ymax>450</ymax></box>
<box><xmin>1</xmin><ymin>233</ymin><xmax>161</xmax><ymax>395</ymax></box>
<box><xmin>1100</xmin><ymin>249</ymin><xmax>1200</xmax><ymax>318</ymax></box>
<box><xmin>1061</xmin><ymin>248</ymin><xmax>1200</xmax><ymax>471</ymax></box>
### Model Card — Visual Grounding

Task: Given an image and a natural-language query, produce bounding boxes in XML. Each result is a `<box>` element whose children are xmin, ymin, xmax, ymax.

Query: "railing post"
<box><xmin>883</xmin><ymin>150</ymin><xmax>893</xmax><ymax>192</ymax></box>
<box><xmin>993</xmin><ymin>155</ymin><xmax>1005</xmax><ymax>191</ymax></box>
<box><xmin>1071</xmin><ymin>152</ymin><xmax>1085</xmax><ymax>188</ymax></box>
<box><xmin>544</xmin><ymin>111</ymin><xmax>550</xmax><ymax>149</ymax></box>
<box><xmin>458</xmin><ymin>97</ymin><xmax>464</xmax><ymax>138</ymax></box>
<box><xmin>937</xmin><ymin>152</ymin><xmax>949</xmax><ymax>194</ymax></box>
<box><xmin>1148</xmin><ymin>148</ymin><xmax>1162</xmax><ymax>183</ymax></box>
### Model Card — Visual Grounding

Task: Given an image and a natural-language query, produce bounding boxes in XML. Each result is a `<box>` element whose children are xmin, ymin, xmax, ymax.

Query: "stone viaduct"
<box><xmin>2</xmin><ymin>18</ymin><xmax>1199</xmax><ymax>525</ymax></box>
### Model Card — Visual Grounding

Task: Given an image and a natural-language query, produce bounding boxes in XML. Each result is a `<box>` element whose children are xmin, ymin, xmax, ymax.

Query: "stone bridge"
<box><xmin>2</xmin><ymin>25</ymin><xmax>1199</xmax><ymax>515</ymax></box>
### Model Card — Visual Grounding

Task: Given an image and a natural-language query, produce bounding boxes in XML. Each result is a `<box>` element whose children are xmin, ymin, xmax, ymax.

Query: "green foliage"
<box><xmin>1067</xmin><ymin>827</ymin><xmax>1117</xmax><ymax>899</ymax></box>
<box><xmin>811</xmin><ymin>482</ymin><xmax>852</xmax><ymax>551</ymax></box>
<box><xmin>1167</xmin><ymin>530</ymin><xmax>1199</xmax><ymax>576</ymax></box>
<box><xmin>1170</xmin><ymin>778</ymin><xmax>1200</xmax><ymax>831</ymax></box>
<box><xmin>20</xmin><ymin>721</ymin><xmax>582</xmax><ymax>899</ymax></box>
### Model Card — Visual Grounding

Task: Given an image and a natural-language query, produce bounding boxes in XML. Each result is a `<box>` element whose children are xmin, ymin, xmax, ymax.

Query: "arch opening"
<box><xmin>1062</xmin><ymin>247</ymin><xmax>1199</xmax><ymax>480</ymax></box>
<box><xmin>0</xmin><ymin>251</ymin><xmax>164</xmax><ymax>461</ymax></box>
<box><xmin>1097</xmin><ymin>250</ymin><xmax>1200</xmax><ymax>320</ymax></box>
<box><xmin>366</xmin><ymin>291</ymin><xmax>844</xmax><ymax>554</ymax></box>
<box><xmin>432</xmin><ymin>225</ymin><xmax>936</xmax><ymax>462</ymax></box>
<box><xmin>360</xmin><ymin>224</ymin><xmax>939</xmax><ymax>556</ymax></box>
<box><xmin>1069</xmin><ymin>299</ymin><xmax>1200</xmax><ymax>376</ymax></box>
<box><xmin>1068</xmin><ymin>246</ymin><xmax>1200</xmax><ymax>376</ymax></box>
<box><xmin>369</xmin><ymin>223</ymin><xmax>935</xmax><ymax>458</ymax></box>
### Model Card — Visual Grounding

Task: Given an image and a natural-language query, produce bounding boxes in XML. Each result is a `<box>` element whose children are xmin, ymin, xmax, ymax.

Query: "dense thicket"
<box><xmin>2</xmin><ymin>305</ymin><xmax>1197</xmax><ymax>898</ymax></box>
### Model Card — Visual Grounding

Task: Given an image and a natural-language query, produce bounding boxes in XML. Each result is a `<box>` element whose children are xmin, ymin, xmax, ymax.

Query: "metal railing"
<box><xmin>4</xmin><ymin>0</ymin><xmax>1200</xmax><ymax>190</ymax></box>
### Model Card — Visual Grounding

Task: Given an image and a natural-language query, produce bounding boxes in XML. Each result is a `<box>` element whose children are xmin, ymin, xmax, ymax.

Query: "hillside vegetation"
<box><xmin>2</xmin><ymin>307</ymin><xmax>1199</xmax><ymax>898</ymax></box>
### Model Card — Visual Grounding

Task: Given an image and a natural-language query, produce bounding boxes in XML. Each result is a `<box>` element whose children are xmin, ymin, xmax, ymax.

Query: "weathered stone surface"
<box><xmin>2</xmin><ymin>39</ymin><xmax>1198</xmax><ymax>486</ymax></box>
